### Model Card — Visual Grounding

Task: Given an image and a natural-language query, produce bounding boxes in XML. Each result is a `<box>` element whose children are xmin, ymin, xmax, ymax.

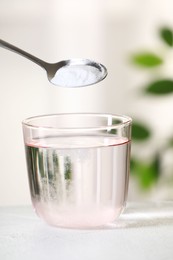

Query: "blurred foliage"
<box><xmin>131</xmin><ymin>52</ymin><xmax>163</xmax><ymax>67</ymax></box>
<box><xmin>132</xmin><ymin>121</ymin><xmax>151</xmax><ymax>141</ymax></box>
<box><xmin>131</xmin><ymin>154</ymin><xmax>160</xmax><ymax>189</ymax></box>
<box><xmin>64</xmin><ymin>157</ymin><xmax>72</xmax><ymax>180</ymax></box>
<box><xmin>167</xmin><ymin>136</ymin><xmax>173</xmax><ymax>148</ymax></box>
<box><xmin>130</xmin><ymin>26</ymin><xmax>173</xmax><ymax>191</ymax></box>
<box><xmin>145</xmin><ymin>79</ymin><xmax>173</xmax><ymax>95</ymax></box>
<box><xmin>159</xmin><ymin>27</ymin><xmax>173</xmax><ymax>47</ymax></box>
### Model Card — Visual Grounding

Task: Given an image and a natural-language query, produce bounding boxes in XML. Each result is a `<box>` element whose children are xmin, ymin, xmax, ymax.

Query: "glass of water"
<box><xmin>22</xmin><ymin>113</ymin><xmax>132</xmax><ymax>228</ymax></box>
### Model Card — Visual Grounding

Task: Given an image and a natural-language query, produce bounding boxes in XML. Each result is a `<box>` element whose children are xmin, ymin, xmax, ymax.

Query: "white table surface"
<box><xmin>1</xmin><ymin>201</ymin><xmax>173</xmax><ymax>260</ymax></box>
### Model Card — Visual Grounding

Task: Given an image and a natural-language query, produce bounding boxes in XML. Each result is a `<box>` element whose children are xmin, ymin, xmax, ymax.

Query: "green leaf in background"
<box><xmin>159</xmin><ymin>27</ymin><xmax>173</xmax><ymax>47</ymax></box>
<box><xmin>165</xmin><ymin>136</ymin><xmax>173</xmax><ymax>149</ymax></box>
<box><xmin>130</xmin><ymin>154</ymin><xmax>160</xmax><ymax>189</ymax></box>
<box><xmin>64</xmin><ymin>157</ymin><xmax>72</xmax><ymax>180</ymax></box>
<box><xmin>131</xmin><ymin>52</ymin><xmax>163</xmax><ymax>67</ymax></box>
<box><xmin>145</xmin><ymin>79</ymin><xmax>173</xmax><ymax>95</ymax></box>
<box><xmin>132</xmin><ymin>121</ymin><xmax>151</xmax><ymax>141</ymax></box>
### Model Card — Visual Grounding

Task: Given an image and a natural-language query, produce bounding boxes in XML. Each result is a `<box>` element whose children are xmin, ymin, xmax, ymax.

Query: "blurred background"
<box><xmin>1</xmin><ymin>0</ymin><xmax>173</xmax><ymax>206</ymax></box>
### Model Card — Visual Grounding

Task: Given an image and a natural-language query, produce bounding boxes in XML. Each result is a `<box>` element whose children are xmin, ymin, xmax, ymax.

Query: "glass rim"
<box><xmin>22</xmin><ymin>113</ymin><xmax>132</xmax><ymax>131</ymax></box>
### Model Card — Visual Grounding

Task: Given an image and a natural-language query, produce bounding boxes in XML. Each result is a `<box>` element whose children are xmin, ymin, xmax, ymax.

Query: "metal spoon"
<box><xmin>0</xmin><ymin>39</ymin><xmax>107</xmax><ymax>87</ymax></box>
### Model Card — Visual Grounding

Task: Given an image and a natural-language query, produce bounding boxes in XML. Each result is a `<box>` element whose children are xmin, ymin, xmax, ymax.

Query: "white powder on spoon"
<box><xmin>51</xmin><ymin>64</ymin><xmax>103</xmax><ymax>88</ymax></box>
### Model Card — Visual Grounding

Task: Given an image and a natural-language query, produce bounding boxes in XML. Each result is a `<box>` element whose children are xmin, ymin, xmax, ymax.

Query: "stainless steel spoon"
<box><xmin>0</xmin><ymin>39</ymin><xmax>107</xmax><ymax>87</ymax></box>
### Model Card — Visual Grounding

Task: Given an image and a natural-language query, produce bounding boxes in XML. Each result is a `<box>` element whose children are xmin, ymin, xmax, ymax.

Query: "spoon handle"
<box><xmin>0</xmin><ymin>39</ymin><xmax>48</xmax><ymax>70</ymax></box>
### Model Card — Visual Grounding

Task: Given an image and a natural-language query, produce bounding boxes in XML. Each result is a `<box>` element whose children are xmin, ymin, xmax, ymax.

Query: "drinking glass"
<box><xmin>22</xmin><ymin>113</ymin><xmax>132</xmax><ymax>228</ymax></box>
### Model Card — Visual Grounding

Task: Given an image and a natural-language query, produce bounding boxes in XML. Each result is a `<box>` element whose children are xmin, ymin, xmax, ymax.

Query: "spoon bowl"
<box><xmin>0</xmin><ymin>39</ymin><xmax>107</xmax><ymax>87</ymax></box>
<box><xmin>47</xmin><ymin>58</ymin><xmax>107</xmax><ymax>87</ymax></box>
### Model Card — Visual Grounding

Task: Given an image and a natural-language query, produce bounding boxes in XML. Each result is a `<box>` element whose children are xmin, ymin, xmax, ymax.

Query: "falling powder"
<box><xmin>51</xmin><ymin>64</ymin><xmax>103</xmax><ymax>88</ymax></box>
